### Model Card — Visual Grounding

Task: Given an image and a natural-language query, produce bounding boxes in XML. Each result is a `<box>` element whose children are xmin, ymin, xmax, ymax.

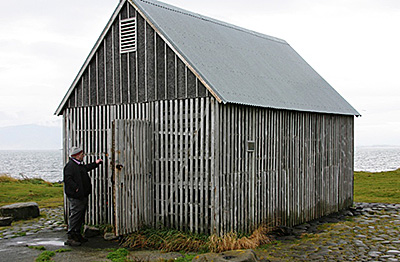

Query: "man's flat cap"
<box><xmin>70</xmin><ymin>146</ymin><xmax>83</xmax><ymax>157</ymax></box>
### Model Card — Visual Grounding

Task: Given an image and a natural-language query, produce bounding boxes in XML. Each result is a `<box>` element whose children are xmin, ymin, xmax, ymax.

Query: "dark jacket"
<box><xmin>63</xmin><ymin>158</ymin><xmax>99</xmax><ymax>199</ymax></box>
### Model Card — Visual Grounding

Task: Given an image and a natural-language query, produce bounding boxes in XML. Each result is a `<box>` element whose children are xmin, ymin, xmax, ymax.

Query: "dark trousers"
<box><xmin>67</xmin><ymin>197</ymin><xmax>88</xmax><ymax>236</ymax></box>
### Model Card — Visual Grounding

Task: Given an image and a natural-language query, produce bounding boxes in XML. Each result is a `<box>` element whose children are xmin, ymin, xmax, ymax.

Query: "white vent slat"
<box><xmin>121</xmin><ymin>33</ymin><xmax>136</xmax><ymax>38</ymax></box>
<box><xmin>121</xmin><ymin>38</ymin><xmax>135</xmax><ymax>43</ymax></box>
<box><xmin>121</xmin><ymin>27</ymin><xmax>135</xmax><ymax>32</ymax></box>
<box><xmin>120</xmin><ymin>17</ymin><xmax>136</xmax><ymax>53</ymax></box>
<box><xmin>121</xmin><ymin>41</ymin><xmax>136</xmax><ymax>45</ymax></box>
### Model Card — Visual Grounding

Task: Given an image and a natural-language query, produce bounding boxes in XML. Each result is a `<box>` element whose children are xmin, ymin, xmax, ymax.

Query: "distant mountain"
<box><xmin>0</xmin><ymin>124</ymin><xmax>62</xmax><ymax>150</ymax></box>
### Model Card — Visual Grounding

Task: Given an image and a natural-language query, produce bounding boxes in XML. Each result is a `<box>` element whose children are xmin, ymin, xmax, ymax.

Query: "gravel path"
<box><xmin>0</xmin><ymin>203</ymin><xmax>399</xmax><ymax>261</ymax></box>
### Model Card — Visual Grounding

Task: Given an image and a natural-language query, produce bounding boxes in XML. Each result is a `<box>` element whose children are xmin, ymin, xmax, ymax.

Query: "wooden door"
<box><xmin>112</xmin><ymin>119</ymin><xmax>152</xmax><ymax>235</ymax></box>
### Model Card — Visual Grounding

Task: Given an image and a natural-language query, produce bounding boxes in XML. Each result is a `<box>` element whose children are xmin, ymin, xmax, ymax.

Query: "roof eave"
<box><xmin>226</xmin><ymin>100</ymin><xmax>361</xmax><ymax>116</ymax></box>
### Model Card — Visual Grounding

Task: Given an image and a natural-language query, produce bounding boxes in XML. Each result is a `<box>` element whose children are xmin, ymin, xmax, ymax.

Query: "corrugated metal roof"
<box><xmin>131</xmin><ymin>0</ymin><xmax>360</xmax><ymax>116</ymax></box>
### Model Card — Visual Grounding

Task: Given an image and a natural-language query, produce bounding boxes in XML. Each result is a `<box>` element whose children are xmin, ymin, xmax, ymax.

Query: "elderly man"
<box><xmin>63</xmin><ymin>146</ymin><xmax>103</xmax><ymax>246</ymax></box>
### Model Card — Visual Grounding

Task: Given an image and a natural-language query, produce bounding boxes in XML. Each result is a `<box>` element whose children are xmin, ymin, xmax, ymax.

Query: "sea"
<box><xmin>0</xmin><ymin>147</ymin><xmax>399</xmax><ymax>182</ymax></box>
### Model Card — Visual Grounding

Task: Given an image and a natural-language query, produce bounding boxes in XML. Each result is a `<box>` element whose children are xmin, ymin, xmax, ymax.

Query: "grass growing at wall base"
<box><xmin>0</xmin><ymin>175</ymin><xmax>64</xmax><ymax>208</ymax></box>
<box><xmin>122</xmin><ymin>224</ymin><xmax>272</xmax><ymax>253</ymax></box>
<box><xmin>354</xmin><ymin>168</ymin><xmax>400</xmax><ymax>203</ymax></box>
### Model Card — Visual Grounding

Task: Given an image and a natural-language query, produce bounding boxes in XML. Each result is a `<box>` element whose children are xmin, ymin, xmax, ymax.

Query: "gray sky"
<box><xmin>0</xmin><ymin>0</ymin><xmax>399</xmax><ymax>146</ymax></box>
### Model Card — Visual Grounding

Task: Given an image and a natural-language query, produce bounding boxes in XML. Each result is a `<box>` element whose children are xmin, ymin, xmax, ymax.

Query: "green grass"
<box><xmin>35</xmin><ymin>251</ymin><xmax>55</xmax><ymax>262</ymax></box>
<box><xmin>55</xmin><ymin>248</ymin><xmax>72</xmax><ymax>253</ymax></box>
<box><xmin>354</xmin><ymin>168</ymin><xmax>400</xmax><ymax>203</ymax></box>
<box><xmin>106</xmin><ymin>248</ymin><xmax>130</xmax><ymax>262</ymax></box>
<box><xmin>0</xmin><ymin>174</ymin><xmax>64</xmax><ymax>208</ymax></box>
<box><xmin>175</xmin><ymin>253</ymin><xmax>201</xmax><ymax>262</ymax></box>
<box><xmin>28</xmin><ymin>246</ymin><xmax>46</xmax><ymax>251</ymax></box>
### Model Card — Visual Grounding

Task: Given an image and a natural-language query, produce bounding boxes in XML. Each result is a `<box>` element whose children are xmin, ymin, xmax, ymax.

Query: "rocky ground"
<box><xmin>0</xmin><ymin>206</ymin><xmax>65</xmax><ymax>239</ymax></box>
<box><xmin>0</xmin><ymin>203</ymin><xmax>399</xmax><ymax>261</ymax></box>
<box><xmin>257</xmin><ymin>202</ymin><xmax>400</xmax><ymax>261</ymax></box>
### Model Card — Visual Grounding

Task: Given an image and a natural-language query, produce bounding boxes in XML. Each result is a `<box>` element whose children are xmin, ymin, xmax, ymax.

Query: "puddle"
<box><xmin>12</xmin><ymin>237</ymin><xmax>65</xmax><ymax>247</ymax></box>
<box><xmin>35</xmin><ymin>240</ymin><xmax>65</xmax><ymax>246</ymax></box>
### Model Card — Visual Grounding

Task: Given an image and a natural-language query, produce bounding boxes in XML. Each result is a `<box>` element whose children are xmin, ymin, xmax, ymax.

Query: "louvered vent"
<box><xmin>120</xmin><ymin>18</ymin><xmax>136</xmax><ymax>53</ymax></box>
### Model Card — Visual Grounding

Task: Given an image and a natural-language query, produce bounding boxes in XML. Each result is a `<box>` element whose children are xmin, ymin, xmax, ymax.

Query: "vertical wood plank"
<box><xmin>189</xmin><ymin>99</ymin><xmax>194</xmax><ymax>232</ymax></box>
<box><xmin>184</xmin><ymin>99</ymin><xmax>190</xmax><ymax>230</ymax></box>
<box><xmin>210</xmin><ymin>98</ymin><xmax>218</xmax><ymax>234</ymax></box>
<box><xmin>199</xmin><ymin>98</ymin><xmax>205</xmax><ymax>233</ymax></box>
<box><xmin>179</xmin><ymin>100</ymin><xmax>184</xmax><ymax>230</ymax></box>
<box><xmin>204</xmin><ymin>97</ymin><xmax>210</xmax><ymax>233</ymax></box>
<box><xmin>174</xmin><ymin>100</ymin><xmax>179</xmax><ymax>228</ymax></box>
<box><xmin>194</xmin><ymin>98</ymin><xmax>199</xmax><ymax>233</ymax></box>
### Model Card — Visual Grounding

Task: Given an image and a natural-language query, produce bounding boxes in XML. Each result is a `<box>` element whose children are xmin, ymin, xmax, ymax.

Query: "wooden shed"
<box><xmin>56</xmin><ymin>0</ymin><xmax>360</xmax><ymax>235</ymax></box>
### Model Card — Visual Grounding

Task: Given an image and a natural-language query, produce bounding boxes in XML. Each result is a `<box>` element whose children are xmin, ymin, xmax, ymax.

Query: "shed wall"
<box><xmin>63</xmin><ymin>98</ymin><xmax>215</xmax><ymax>233</ymax></box>
<box><xmin>63</xmin><ymin>100</ymin><xmax>354</xmax><ymax>235</ymax></box>
<box><xmin>213</xmin><ymin>103</ymin><xmax>354</xmax><ymax>234</ymax></box>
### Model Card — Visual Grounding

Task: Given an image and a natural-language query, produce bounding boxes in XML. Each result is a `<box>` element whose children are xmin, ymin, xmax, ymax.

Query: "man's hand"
<box><xmin>96</xmin><ymin>159</ymin><xmax>103</xmax><ymax>164</ymax></box>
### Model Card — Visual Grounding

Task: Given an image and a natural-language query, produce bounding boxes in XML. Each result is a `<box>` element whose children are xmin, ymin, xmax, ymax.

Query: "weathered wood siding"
<box><xmin>152</xmin><ymin>97</ymin><xmax>214</xmax><ymax>233</ymax></box>
<box><xmin>113</xmin><ymin>119</ymin><xmax>153</xmax><ymax>235</ymax></box>
<box><xmin>213</xmin><ymin>103</ymin><xmax>354</xmax><ymax>234</ymax></box>
<box><xmin>65</xmin><ymin>1</ymin><xmax>209</xmax><ymax>110</ymax></box>
<box><xmin>63</xmin><ymin>98</ymin><xmax>215</xmax><ymax>233</ymax></box>
<box><xmin>63</xmin><ymin>100</ymin><xmax>354</xmax><ymax>234</ymax></box>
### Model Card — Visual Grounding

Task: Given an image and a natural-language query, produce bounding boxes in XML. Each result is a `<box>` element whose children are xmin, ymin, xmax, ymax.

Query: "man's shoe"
<box><xmin>77</xmin><ymin>234</ymin><xmax>88</xmax><ymax>243</ymax></box>
<box><xmin>64</xmin><ymin>239</ymin><xmax>81</xmax><ymax>246</ymax></box>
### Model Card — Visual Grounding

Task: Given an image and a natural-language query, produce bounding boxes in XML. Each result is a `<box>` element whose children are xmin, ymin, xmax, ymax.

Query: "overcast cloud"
<box><xmin>0</xmin><ymin>0</ymin><xmax>399</xmax><ymax>146</ymax></box>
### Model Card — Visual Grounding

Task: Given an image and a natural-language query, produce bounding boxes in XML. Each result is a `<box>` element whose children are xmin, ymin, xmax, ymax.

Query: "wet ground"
<box><xmin>0</xmin><ymin>229</ymin><xmax>119</xmax><ymax>262</ymax></box>
<box><xmin>0</xmin><ymin>203</ymin><xmax>399</xmax><ymax>261</ymax></box>
<box><xmin>0</xmin><ymin>207</ymin><xmax>120</xmax><ymax>262</ymax></box>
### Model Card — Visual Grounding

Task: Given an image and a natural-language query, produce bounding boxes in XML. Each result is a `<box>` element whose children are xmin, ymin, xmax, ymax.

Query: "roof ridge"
<box><xmin>138</xmin><ymin>0</ymin><xmax>287</xmax><ymax>44</ymax></box>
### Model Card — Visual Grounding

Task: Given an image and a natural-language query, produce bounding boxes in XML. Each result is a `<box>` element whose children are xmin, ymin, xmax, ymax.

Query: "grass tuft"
<box><xmin>175</xmin><ymin>253</ymin><xmax>198</xmax><ymax>262</ymax></box>
<box><xmin>106</xmin><ymin>248</ymin><xmax>130</xmax><ymax>262</ymax></box>
<box><xmin>28</xmin><ymin>246</ymin><xmax>46</xmax><ymax>251</ymax></box>
<box><xmin>122</xmin><ymin>227</ymin><xmax>208</xmax><ymax>252</ymax></box>
<box><xmin>208</xmin><ymin>224</ymin><xmax>272</xmax><ymax>252</ymax></box>
<box><xmin>122</xmin><ymin>224</ymin><xmax>272</xmax><ymax>253</ymax></box>
<box><xmin>35</xmin><ymin>251</ymin><xmax>55</xmax><ymax>262</ymax></box>
<box><xmin>55</xmin><ymin>248</ymin><xmax>72</xmax><ymax>253</ymax></box>
<box><xmin>0</xmin><ymin>174</ymin><xmax>19</xmax><ymax>183</ymax></box>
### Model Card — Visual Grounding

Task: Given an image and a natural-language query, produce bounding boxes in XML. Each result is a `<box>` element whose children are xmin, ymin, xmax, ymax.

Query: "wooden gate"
<box><xmin>112</xmin><ymin>119</ymin><xmax>153</xmax><ymax>235</ymax></box>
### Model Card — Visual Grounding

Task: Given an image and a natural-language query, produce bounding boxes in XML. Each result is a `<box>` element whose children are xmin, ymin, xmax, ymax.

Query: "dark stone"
<box><xmin>272</xmin><ymin>226</ymin><xmax>293</xmax><ymax>236</ymax></box>
<box><xmin>83</xmin><ymin>225</ymin><xmax>100</xmax><ymax>238</ymax></box>
<box><xmin>193</xmin><ymin>249</ymin><xmax>264</xmax><ymax>262</ymax></box>
<box><xmin>128</xmin><ymin>251</ymin><xmax>184</xmax><ymax>261</ymax></box>
<box><xmin>308</xmin><ymin>226</ymin><xmax>319</xmax><ymax>233</ymax></box>
<box><xmin>0</xmin><ymin>202</ymin><xmax>40</xmax><ymax>220</ymax></box>
<box><xmin>292</xmin><ymin>228</ymin><xmax>306</xmax><ymax>235</ymax></box>
<box><xmin>0</xmin><ymin>216</ymin><xmax>13</xmax><ymax>226</ymax></box>
<box><xmin>104</xmin><ymin>232</ymin><xmax>118</xmax><ymax>241</ymax></box>
<box><xmin>343</xmin><ymin>210</ymin><xmax>354</xmax><ymax>216</ymax></box>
